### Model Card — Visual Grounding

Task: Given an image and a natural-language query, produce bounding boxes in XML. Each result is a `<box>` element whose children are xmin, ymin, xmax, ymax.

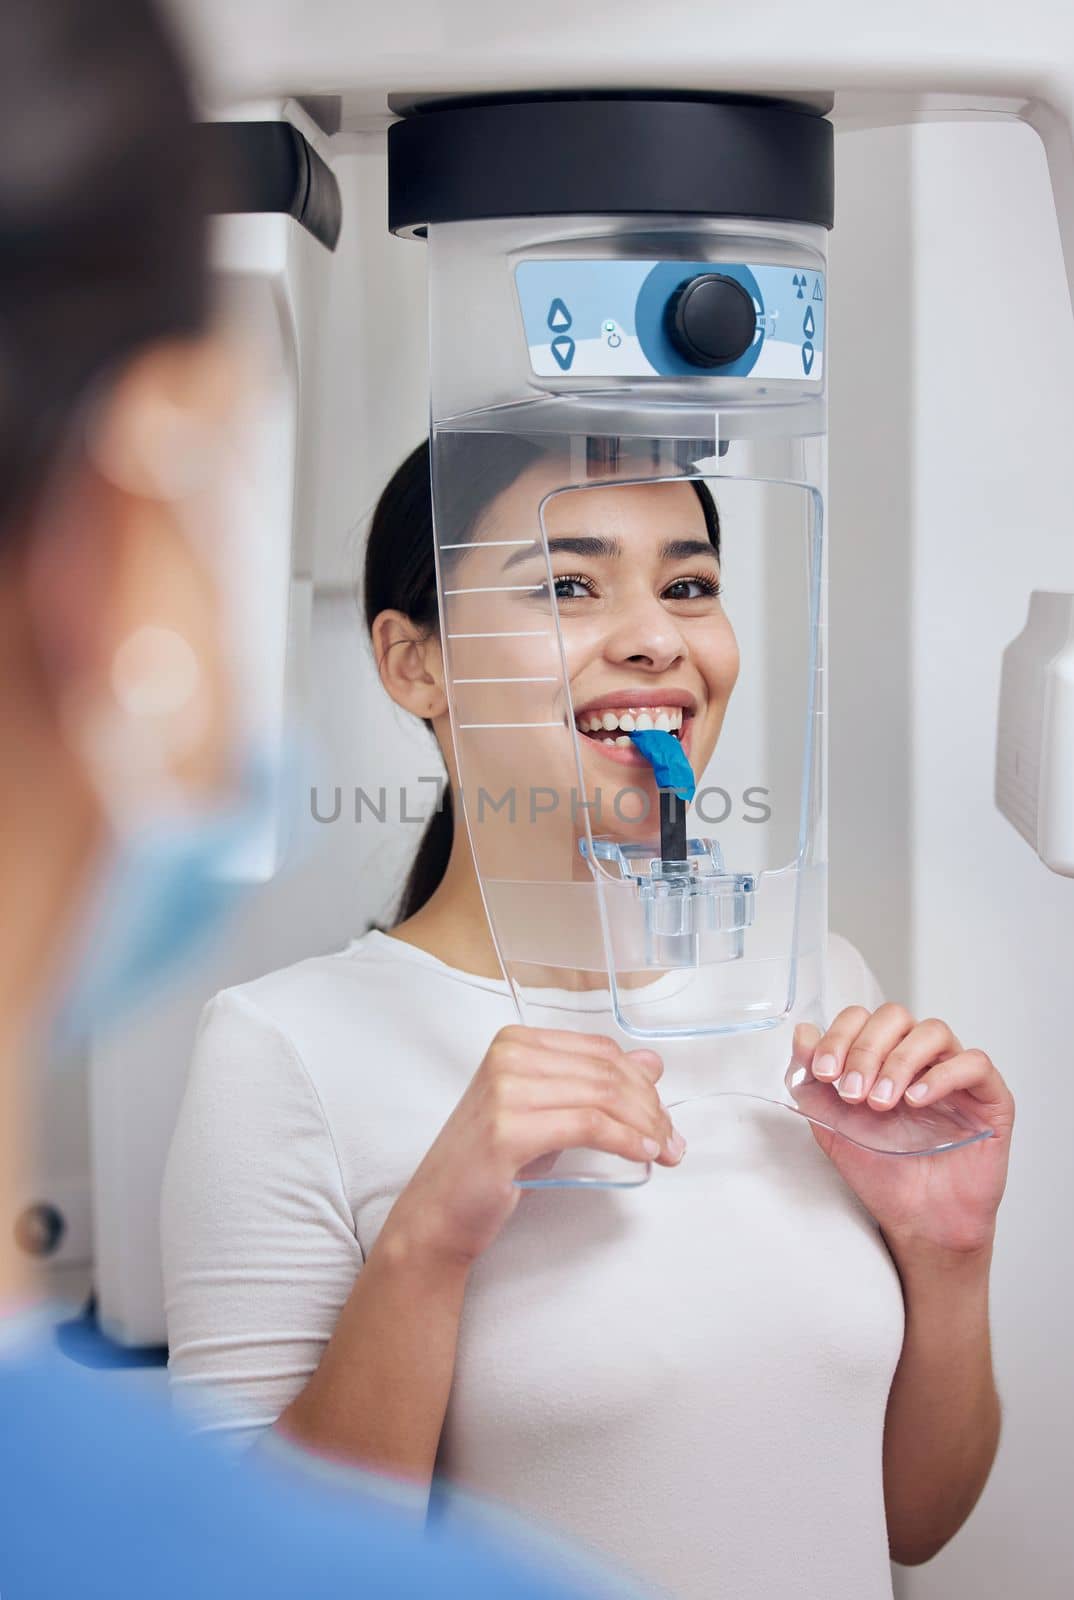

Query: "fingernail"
<box><xmin>666</xmin><ymin>1130</ymin><xmax>687</xmax><ymax>1162</ymax></box>
<box><xmin>839</xmin><ymin>1070</ymin><xmax>864</xmax><ymax>1100</ymax></box>
<box><xmin>642</xmin><ymin>1137</ymin><xmax>662</xmax><ymax>1159</ymax></box>
<box><xmin>870</xmin><ymin>1078</ymin><xmax>894</xmax><ymax>1105</ymax></box>
<box><xmin>814</xmin><ymin>1053</ymin><xmax>839</xmax><ymax>1079</ymax></box>
<box><xmin>905</xmin><ymin>1081</ymin><xmax>929</xmax><ymax>1103</ymax></box>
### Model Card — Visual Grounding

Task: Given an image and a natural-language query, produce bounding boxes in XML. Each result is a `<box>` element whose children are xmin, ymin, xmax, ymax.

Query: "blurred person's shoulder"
<box><xmin>0</xmin><ymin>1339</ymin><xmax>571</xmax><ymax>1600</ymax></box>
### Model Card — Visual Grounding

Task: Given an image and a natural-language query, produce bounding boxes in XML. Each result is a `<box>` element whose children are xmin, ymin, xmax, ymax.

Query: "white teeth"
<box><xmin>575</xmin><ymin>704</ymin><xmax>690</xmax><ymax>738</ymax></box>
<box><xmin>614</xmin><ymin>735</ymin><xmax>632</xmax><ymax>746</ymax></box>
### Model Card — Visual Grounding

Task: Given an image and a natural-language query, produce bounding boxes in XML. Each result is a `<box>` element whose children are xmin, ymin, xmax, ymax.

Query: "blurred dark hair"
<box><xmin>0</xmin><ymin>0</ymin><xmax>212</xmax><ymax>539</ymax></box>
<box><xmin>363</xmin><ymin>436</ymin><xmax>721</xmax><ymax>921</ymax></box>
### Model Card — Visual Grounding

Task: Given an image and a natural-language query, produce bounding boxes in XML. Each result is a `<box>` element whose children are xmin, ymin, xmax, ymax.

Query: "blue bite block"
<box><xmin>628</xmin><ymin>728</ymin><xmax>696</xmax><ymax>802</ymax></box>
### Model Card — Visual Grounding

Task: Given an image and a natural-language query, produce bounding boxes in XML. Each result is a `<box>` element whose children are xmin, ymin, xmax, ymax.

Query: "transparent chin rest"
<box><xmin>780</xmin><ymin>1065</ymin><xmax>994</xmax><ymax>1153</ymax></box>
<box><xmin>665</xmin><ymin>1064</ymin><xmax>994</xmax><ymax>1156</ymax></box>
<box><xmin>513</xmin><ymin>1037</ymin><xmax>993</xmax><ymax>1191</ymax></box>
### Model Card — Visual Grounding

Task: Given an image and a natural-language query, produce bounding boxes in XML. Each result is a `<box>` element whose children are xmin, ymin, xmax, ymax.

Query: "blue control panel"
<box><xmin>516</xmin><ymin>259</ymin><xmax>825</xmax><ymax>381</ymax></box>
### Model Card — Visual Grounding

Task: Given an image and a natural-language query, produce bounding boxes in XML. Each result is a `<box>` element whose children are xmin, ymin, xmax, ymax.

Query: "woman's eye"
<box><xmin>663</xmin><ymin>575</ymin><xmax>722</xmax><ymax>601</ymax></box>
<box><xmin>533</xmin><ymin>574</ymin><xmax>596</xmax><ymax>601</ymax></box>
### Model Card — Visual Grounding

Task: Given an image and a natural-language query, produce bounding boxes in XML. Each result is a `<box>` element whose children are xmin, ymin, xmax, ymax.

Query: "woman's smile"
<box><xmin>570</xmin><ymin>689</ymin><xmax>699</xmax><ymax>770</ymax></box>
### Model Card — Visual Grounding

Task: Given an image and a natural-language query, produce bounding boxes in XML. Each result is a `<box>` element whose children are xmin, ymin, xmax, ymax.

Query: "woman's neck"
<box><xmin>386</xmin><ymin>823</ymin><xmax>615</xmax><ymax>994</ymax></box>
<box><xmin>389</xmin><ymin>826</ymin><xmax>504</xmax><ymax>978</ymax></box>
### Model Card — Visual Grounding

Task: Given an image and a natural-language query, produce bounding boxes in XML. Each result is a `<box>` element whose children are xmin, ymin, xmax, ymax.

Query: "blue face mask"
<box><xmin>46</xmin><ymin>751</ymin><xmax>282</xmax><ymax>1048</ymax></box>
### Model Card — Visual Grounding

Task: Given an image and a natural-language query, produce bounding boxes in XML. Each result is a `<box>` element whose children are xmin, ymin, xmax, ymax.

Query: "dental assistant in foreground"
<box><xmin>164</xmin><ymin>438</ymin><xmax>1016</xmax><ymax>1599</ymax></box>
<box><xmin>0</xmin><ymin>5</ymin><xmax>611</xmax><ymax>1596</ymax></box>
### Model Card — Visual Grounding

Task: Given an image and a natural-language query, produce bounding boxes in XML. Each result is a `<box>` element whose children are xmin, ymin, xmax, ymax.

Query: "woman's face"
<box><xmin>444</xmin><ymin>458</ymin><xmax>740</xmax><ymax>857</ymax></box>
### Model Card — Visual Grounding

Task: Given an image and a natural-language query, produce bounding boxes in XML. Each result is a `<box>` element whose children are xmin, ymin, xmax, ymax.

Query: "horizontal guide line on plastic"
<box><xmin>444</xmin><ymin>585</ymin><xmax>537</xmax><ymax>595</ymax></box>
<box><xmin>447</xmin><ymin>630</ymin><xmax>552</xmax><ymax>639</ymax></box>
<box><xmin>439</xmin><ymin>539</ymin><xmax>535</xmax><ymax>549</ymax></box>
<box><xmin>459</xmin><ymin>721</ymin><xmax>564</xmax><ymax>730</ymax></box>
<box><xmin>453</xmin><ymin>676</ymin><xmax>558</xmax><ymax>684</ymax></box>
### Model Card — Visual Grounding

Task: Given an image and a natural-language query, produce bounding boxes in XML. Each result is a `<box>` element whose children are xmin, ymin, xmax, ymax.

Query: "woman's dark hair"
<box><xmin>363</xmin><ymin>436</ymin><xmax>721</xmax><ymax>922</ymax></box>
<box><xmin>0</xmin><ymin>0</ymin><xmax>212</xmax><ymax>539</ymax></box>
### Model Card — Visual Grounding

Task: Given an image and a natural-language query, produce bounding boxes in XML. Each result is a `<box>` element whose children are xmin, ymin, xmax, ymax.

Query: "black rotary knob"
<box><xmin>666</xmin><ymin>273</ymin><xmax>757</xmax><ymax>368</ymax></box>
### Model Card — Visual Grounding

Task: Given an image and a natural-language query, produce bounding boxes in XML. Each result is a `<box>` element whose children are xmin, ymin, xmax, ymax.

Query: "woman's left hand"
<box><xmin>792</xmin><ymin>1005</ymin><xmax>1015</xmax><ymax>1264</ymax></box>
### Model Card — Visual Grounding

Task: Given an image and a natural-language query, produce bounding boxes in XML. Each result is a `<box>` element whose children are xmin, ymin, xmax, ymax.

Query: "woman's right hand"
<box><xmin>382</xmin><ymin>1025</ymin><xmax>685</xmax><ymax>1269</ymax></box>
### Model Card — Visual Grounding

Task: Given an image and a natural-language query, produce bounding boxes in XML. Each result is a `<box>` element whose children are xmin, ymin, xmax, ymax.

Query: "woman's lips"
<box><xmin>571</xmin><ymin>690</ymin><xmax>698</xmax><ymax>716</ymax></box>
<box><xmin>574</xmin><ymin>712</ymin><xmax>696</xmax><ymax>769</ymax></box>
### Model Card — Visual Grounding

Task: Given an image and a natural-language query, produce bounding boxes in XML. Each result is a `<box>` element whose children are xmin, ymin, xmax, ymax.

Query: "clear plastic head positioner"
<box><xmin>390</xmin><ymin>100</ymin><xmax>993</xmax><ymax>1186</ymax></box>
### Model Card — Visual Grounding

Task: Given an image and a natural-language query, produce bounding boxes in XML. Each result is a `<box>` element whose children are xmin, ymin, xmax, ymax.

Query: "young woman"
<box><xmin>162</xmin><ymin>437</ymin><xmax>1015</xmax><ymax>1600</ymax></box>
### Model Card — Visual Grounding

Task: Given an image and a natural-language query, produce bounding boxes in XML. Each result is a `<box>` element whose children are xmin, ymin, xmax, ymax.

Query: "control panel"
<box><xmin>516</xmin><ymin>259</ymin><xmax>825</xmax><ymax>382</ymax></box>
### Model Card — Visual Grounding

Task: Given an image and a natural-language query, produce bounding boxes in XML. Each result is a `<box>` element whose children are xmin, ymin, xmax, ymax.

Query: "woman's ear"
<box><xmin>371</xmin><ymin>609</ymin><xmax>448</xmax><ymax>721</ymax></box>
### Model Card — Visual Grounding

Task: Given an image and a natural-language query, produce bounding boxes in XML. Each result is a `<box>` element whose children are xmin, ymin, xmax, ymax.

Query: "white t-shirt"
<box><xmin>161</xmin><ymin>931</ymin><xmax>904</xmax><ymax>1600</ymax></box>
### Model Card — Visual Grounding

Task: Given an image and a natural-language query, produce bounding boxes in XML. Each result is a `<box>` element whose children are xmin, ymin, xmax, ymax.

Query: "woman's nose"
<box><xmin>602</xmin><ymin>596</ymin><xmax>688</xmax><ymax>674</ymax></box>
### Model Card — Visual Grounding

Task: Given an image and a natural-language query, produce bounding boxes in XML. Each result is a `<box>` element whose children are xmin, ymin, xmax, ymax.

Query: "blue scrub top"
<box><xmin>0</xmin><ymin>1340</ymin><xmax>604</xmax><ymax>1600</ymax></box>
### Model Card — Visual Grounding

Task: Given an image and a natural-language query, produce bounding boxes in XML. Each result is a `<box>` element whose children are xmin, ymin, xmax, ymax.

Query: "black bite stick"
<box><xmin>659</xmin><ymin>789</ymin><xmax>688</xmax><ymax>863</ymax></box>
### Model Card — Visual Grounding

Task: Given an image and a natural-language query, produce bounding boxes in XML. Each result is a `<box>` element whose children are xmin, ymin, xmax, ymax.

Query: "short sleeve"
<box><xmin>160</xmin><ymin>987</ymin><xmax>363</xmax><ymax>1449</ymax></box>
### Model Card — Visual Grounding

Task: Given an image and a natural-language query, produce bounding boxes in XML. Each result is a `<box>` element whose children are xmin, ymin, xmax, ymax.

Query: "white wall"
<box><xmin>831</xmin><ymin>119</ymin><xmax>1074</xmax><ymax>1598</ymax></box>
<box><xmin>308</xmin><ymin>139</ymin><xmax>429</xmax><ymax>589</ymax></box>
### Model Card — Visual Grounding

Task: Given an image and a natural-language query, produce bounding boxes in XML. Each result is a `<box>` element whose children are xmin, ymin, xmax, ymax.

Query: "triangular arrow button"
<box><xmin>550</xmin><ymin>335</ymin><xmax>576</xmax><ymax>370</ymax></box>
<box><xmin>547</xmin><ymin>298</ymin><xmax>572</xmax><ymax>332</ymax></box>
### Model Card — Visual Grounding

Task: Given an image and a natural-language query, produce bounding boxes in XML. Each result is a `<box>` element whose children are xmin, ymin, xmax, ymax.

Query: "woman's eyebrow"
<box><xmin>661</xmin><ymin>538</ymin><xmax>718</xmax><ymax>562</ymax></box>
<box><xmin>500</xmin><ymin>534</ymin><xmax>717</xmax><ymax>570</ymax></box>
<box><xmin>501</xmin><ymin>535</ymin><xmax>620</xmax><ymax>570</ymax></box>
